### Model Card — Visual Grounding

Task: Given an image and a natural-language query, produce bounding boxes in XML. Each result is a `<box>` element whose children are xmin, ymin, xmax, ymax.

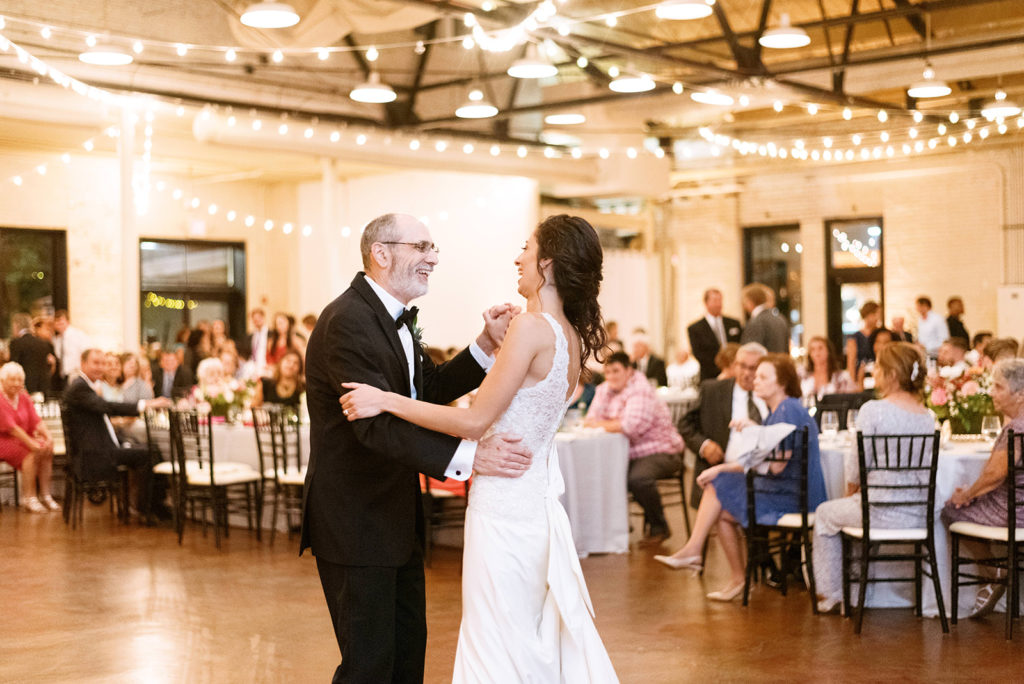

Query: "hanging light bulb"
<box><xmin>758</xmin><ymin>14</ymin><xmax>811</xmax><ymax>49</ymax></box>
<box><xmin>349</xmin><ymin>72</ymin><xmax>397</xmax><ymax>103</ymax></box>
<box><xmin>907</xmin><ymin>64</ymin><xmax>952</xmax><ymax>98</ymax></box>
<box><xmin>507</xmin><ymin>43</ymin><xmax>558</xmax><ymax>79</ymax></box>
<box><xmin>240</xmin><ymin>2</ymin><xmax>300</xmax><ymax>28</ymax></box>
<box><xmin>981</xmin><ymin>90</ymin><xmax>1022</xmax><ymax>120</ymax></box>
<box><xmin>655</xmin><ymin>1</ymin><xmax>714</xmax><ymax>20</ymax></box>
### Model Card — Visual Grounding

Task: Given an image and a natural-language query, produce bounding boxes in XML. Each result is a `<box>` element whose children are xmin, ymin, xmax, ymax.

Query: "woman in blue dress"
<box><xmin>655</xmin><ymin>353</ymin><xmax>827</xmax><ymax>601</ymax></box>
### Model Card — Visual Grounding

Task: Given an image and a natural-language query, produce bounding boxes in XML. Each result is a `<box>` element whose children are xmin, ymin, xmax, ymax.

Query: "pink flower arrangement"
<box><xmin>929</xmin><ymin>387</ymin><xmax>948</xmax><ymax>406</ymax></box>
<box><xmin>926</xmin><ymin>364</ymin><xmax>993</xmax><ymax>433</ymax></box>
<box><xmin>961</xmin><ymin>380</ymin><xmax>980</xmax><ymax>397</ymax></box>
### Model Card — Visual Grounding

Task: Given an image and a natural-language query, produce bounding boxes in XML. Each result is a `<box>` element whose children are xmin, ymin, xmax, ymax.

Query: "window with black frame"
<box><xmin>139</xmin><ymin>239</ymin><xmax>246</xmax><ymax>347</ymax></box>
<box><xmin>743</xmin><ymin>224</ymin><xmax>803</xmax><ymax>348</ymax></box>
<box><xmin>0</xmin><ymin>227</ymin><xmax>68</xmax><ymax>336</ymax></box>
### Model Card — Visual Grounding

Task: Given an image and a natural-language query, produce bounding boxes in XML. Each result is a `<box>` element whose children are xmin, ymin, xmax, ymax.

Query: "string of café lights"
<box><xmin>4</xmin><ymin>12</ymin><xmax>1024</xmax><ymax>236</ymax></box>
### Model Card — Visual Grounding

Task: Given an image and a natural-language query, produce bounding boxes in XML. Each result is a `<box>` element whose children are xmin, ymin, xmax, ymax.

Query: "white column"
<box><xmin>119</xmin><ymin>106</ymin><xmax>139</xmax><ymax>350</ymax></box>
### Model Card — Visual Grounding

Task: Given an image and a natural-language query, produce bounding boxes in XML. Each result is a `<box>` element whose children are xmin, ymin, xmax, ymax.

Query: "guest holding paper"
<box><xmin>802</xmin><ymin>336</ymin><xmax>856</xmax><ymax>401</ymax></box>
<box><xmin>811</xmin><ymin>342</ymin><xmax>934</xmax><ymax>613</ymax></box>
<box><xmin>655</xmin><ymin>353</ymin><xmax>825</xmax><ymax>601</ymax></box>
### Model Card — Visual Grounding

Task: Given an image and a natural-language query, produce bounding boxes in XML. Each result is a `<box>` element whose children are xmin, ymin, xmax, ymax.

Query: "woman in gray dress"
<box><xmin>941</xmin><ymin>358</ymin><xmax>1024</xmax><ymax>618</ymax></box>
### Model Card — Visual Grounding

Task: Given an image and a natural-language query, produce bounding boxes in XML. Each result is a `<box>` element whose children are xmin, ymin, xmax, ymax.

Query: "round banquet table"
<box><xmin>819</xmin><ymin>433</ymin><xmax>994</xmax><ymax>617</ymax></box>
<box><xmin>555</xmin><ymin>429</ymin><xmax>630</xmax><ymax>558</ymax></box>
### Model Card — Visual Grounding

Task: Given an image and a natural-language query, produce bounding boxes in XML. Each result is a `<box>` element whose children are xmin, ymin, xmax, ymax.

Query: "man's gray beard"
<box><xmin>392</xmin><ymin>269</ymin><xmax>428</xmax><ymax>301</ymax></box>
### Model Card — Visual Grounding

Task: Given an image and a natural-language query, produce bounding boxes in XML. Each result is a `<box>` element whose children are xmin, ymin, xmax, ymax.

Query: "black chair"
<box><xmin>742</xmin><ymin>427</ymin><xmax>817</xmax><ymax>613</ymax></box>
<box><xmin>144</xmin><ymin>407</ymin><xmax>177</xmax><ymax>529</ymax></box>
<box><xmin>252</xmin><ymin>406</ymin><xmax>306</xmax><ymax>546</ymax></box>
<box><xmin>60</xmin><ymin>404</ymin><xmax>129</xmax><ymax>529</ymax></box>
<box><xmin>36</xmin><ymin>399</ymin><xmax>68</xmax><ymax>501</ymax></box>
<box><xmin>169</xmin><ymin>409</ymin><xmax>261</xmax><ymax>549</ymax></box>
<box><xmin>814</xmin><ymin>391</ymin><xmax>874</xmax><ymax>431</ymax></box>
<box><xmin>950</xmin><ymin>429</ymin><xmax>1024</xmax><ymax>639</ymax></box>
<box><xmin>840</xmin><ymin>431</ymin><xmax>948</xmax><ymax>634</ymax></box>
<box><xmin>421</xmin><ymin>475</ymin><xmax>469</xmax><ymax>567</ymax></box>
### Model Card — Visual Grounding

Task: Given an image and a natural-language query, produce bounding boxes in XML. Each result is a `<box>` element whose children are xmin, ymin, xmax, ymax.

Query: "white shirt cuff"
<box><xmin>468</xmin><ymin>343</ymin><xmax>495</xmax><ymax>371</ymax></box>
<box><xmin>445</xmin><ymin>440</ymin><xmax>477</xmax><ymax>481</ymax></box>
<box><xmin>137</xmin><ymin>400</ymin><xmax>147</xmax><ymax>413</ymax></box>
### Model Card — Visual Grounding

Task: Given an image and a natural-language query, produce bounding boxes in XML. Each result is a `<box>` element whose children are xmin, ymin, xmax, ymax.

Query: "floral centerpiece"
<box><xmin>192</xmin><ymin>377</ymin><xmax>255</xmax><ymax>420</ymax></box>
<box><xmin>925</xmin><ymin>363</ymin><xmax>994</xmax><ymax>434</ymax></box>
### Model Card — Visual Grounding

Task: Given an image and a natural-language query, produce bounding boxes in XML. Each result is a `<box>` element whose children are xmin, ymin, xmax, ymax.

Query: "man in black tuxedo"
<box><xmin>9</xmin><ymin>314</ymin><xmax>56</xmax><ymax>394</ymax></box>
<box><xmin>677</xmin><ymin>342</ymin><xmax>767</xmax><ymax>508</ymax></box>
<box><xmin>687</xmin><ymin>288</ymin><xmax>743</xmax><ymax>382</ymax></box>
<box><xmin>630</xmin><ymin>336</ymin><xmax>667</xmax><ymax>387</ymax></box>
<box><xmin>62</xmin><ymin>349</ymin><xmax>171</xmax><ymax>517</ymax></box>
<box><xmin>152</xmin><ymin>351</ymin><xmax>194</xmax><ymax>399</ymax></box>
<box><xmin>300</xmin><ymin>213</ymin><xmax>532</xmax><ymax>684</ymax></box>
<box><xmin>739</xmin><ymin>283</ymin><xmax>789</xmax><ymax>353</ymax></box>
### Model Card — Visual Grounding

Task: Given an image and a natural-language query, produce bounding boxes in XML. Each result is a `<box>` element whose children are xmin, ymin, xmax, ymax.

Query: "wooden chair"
<box><xmin>36</xmin><ymin>399</ymin><xmax>67</xmax><ymax>500</ymax></box>
<box><xmin>742</xmin><ymin>427</ymin><xmax>817</xmax><ymax>612</ymax></box>
<box><xmin>950</xmin><ymin>429</ymin><xmax>1024</xmax><ymax>639</ymax></box>
<box><xmin>252</xmin><ymin>406</ymin><xmax>306</xmax><ymax>546</ymax></box>
<box><xmin>60</xmin><ymin>403</ymin><xmax>129</xmax><ymax>529</ymax></box>
<box><xmin>144</xmin><ymin>407</ymin><xmax>178</xmax><ymax>529</ymax></box>
<box><xmin>169</xmin><ymin>409</ymin><xmax>261</xmax><ymax>549</ymax></box>
<box><xmin>421</xmin><ymin>475</ymin><xmax>469</xmax><ymax>567</ymax></box>
<box><xmin>841</xmin><ymin>431</ymin><xmax>948</xmax><ymax>634</ymax></box>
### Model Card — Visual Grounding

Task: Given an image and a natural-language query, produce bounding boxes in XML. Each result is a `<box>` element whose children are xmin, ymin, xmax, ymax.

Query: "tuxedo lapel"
<box><xmin>350</xmin><ymin>273</ymin><xmax>413</xmax><ymax>395</ymax></box>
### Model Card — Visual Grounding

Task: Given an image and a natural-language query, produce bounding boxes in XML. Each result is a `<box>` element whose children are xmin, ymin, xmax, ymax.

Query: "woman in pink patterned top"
<box><xmin>0</xmin><ymin>362</ymin><xmax>58</xmax><ymax>513</ymax></box>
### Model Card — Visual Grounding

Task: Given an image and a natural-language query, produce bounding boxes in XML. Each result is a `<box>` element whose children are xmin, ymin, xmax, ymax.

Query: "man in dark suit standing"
<box><xmin>9</xmin><ymin>314</ymin><xmax>56</xmax><ymax>395</ymax></box>
<box><xmin>946</xmin><ymin>296</ymin><xmax>969</xmax><ymax>344</ymax></box>
<box><xmin>677</xmin><ymin>342</ymin><xmax>767</xmax><ymax>508</ymax></box>
<box><xmin>151</xmin><ymin>350</ymin><xmax>194</xmax><ymax>399</ymax></box>
<box><xmin>739</xmin><ymin>283</ymin><xmax>789</xmax><ymax>353</ymax></box>
<box><xmin>630</xmin><ymin>335</ymin><xmax>668</xmax><ymax>387</ymax></box>
<box><xmin>62</xmin><ymin>349</ymin><xmax>170</xmax><ymax>517</ymax></box>
<box><xmin>687</xmin><ymin>288</ymin><xmax>743</xmax><ymax>382</ymax></box>
<box><xmin>300</xmin><ymin>213</ymin><xmax>532</xmax><ymax>684</ymax></box>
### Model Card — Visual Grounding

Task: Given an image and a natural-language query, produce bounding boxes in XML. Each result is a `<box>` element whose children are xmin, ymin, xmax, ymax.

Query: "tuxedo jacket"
<box><xmin>741</xmin><ymin>308</ymin><xmax>790</xmax><ymax>353</ymax></box>
<box><xmin>10</xmin><ymin>333</ymin><xmax>55</xmax><ymax>394</ymax></box>
<box><xmin>300</xmin><ymin>273</ymin><xmax>486</xmax><ymax>567</ymax></box>
<box><xmin>687</xmin><ymin>316</ymin><xmax>742</xmax><ymax>382</ymax></box>
<box><xmin>152</xmin><ymin>365</ymin><xmax>195</xmax><ymax>399</ymax></box>
<box><xmin>62</xmin><ymin>376</ymin><xmax>143</xmax><ymax>480</ymax></box>
<box><xmin>677</xmin><ymin>377</ymin><xmax>736</xmax><ymax>508</ymax></box>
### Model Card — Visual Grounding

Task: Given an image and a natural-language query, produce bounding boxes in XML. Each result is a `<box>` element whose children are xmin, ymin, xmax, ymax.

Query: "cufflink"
<box><xmin>455</xmin><ymin>470</ymin><xmax>462</xmax><ymax>476</ymax></box>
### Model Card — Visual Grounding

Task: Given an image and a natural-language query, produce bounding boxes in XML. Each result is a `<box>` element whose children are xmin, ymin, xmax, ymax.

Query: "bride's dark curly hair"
<box><xmin>534</xmin><ymin>214</ymin><xmax>608</xmax><ymax>366</ymax></box>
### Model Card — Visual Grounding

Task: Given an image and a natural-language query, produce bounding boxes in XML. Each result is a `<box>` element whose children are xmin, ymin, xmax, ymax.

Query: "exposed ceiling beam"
<box><xmin>833</xmin><ymin>0</ymin><xmax>861</xmax><ymax>93</ymax></box>
<box><xmin>711</xmin><ymin>1</ymin><xmax>765</xmax><ymax>74</ymax></box>
<box><xmin>400</xmin><ymin>21</ymin><xmax>439</xmax><ymax>126</ymax></box>
<box><xmin>892</xmin><ymin>0</ymin><xmax>928</xmax><ymax>39</ymax></box>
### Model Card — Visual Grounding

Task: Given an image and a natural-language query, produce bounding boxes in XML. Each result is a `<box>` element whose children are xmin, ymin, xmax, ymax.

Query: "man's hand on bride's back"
<box><xmin>476</xmin><ymin>303</ymin><xmax>522</xmax><ymax>355</ymax></box>
<box><xmin>474</xmin><ymin>433</ymin><xmax>532</xmax><ymax>478</ymax></box>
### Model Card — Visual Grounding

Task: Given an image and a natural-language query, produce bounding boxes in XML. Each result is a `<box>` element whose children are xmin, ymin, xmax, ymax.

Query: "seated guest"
<box><xmin>219</xmin><ymin>347</ymin><xmax>244</xmax><ymax>381</ymax></box>
<box><xmin>858</xmin><ymin>327</ymin><xmax>894</xmax><ymax>389</ymax></box>
<box><xmin>62</xmin><ymin>349</ymin><xmax>170</xmax><ymax>519</ymax></box>
<box><xmin>267</xmin><ymin>312</ymin><xmax>305</xmax><ymax>367</ymax></box>
<box><xmin>631</xmin><ymin>335</ymin><xmax>668</xmax><ymax>387</ymax></box>
<box><xmin>153</xmin><ymin>350</ymin><xmax>195</xmax><ymax>399</ymax></box>
<box><xmin>100</xmin><ymin>351</ymin><xmax>123</xmax><ymax>400</ymax></box>
<box><xmin>666</xmin><ymin>348</ymin><xmax>701</xmax><ymax>390</ymax></box>
<box><xmin>968</xmin><ymin>331</ymin><xmax>994</xmax><ymax>365</ymax></box>
<box><xmin>0</xmin><ymin>362</ymin><xmax>58</xmax><ymax>512</ymax></box>
<box><xmin>941</xmin><ymin>358</ymin><xmax>1024</xmax><ymax>618</ymax></box>
<box><xmin>802</xmin><ymin>336</ymin><xmax>856</xmax><ymax>401</ymax></box>
<box><xmin>584</xmin><ymin>351</ymin><xmax>683</xmax><ymax>544</ymax></box>
<box><xmin>812</xmin><ymin>342</ymin><xmax>934</xmax><ymax>613</ymax></box>
<box><xmin>688</xmin><ymin>287</ymin><xmax>743</xmax><ymax>382</ymax></box>
<box><xmin>890</xmin><ymin>316</ymin><xmax>913</xmax><ymax>344</ymax></box>
<box><xmin>605</xmin><ymin>320</ymin><xmax>624</xmax><ymax>354</ymax></box>
<box><xmin>715</xmin><ymin>343</ymin><xmax>740</xmax><ymax>380</ymax></box>
<box><xmin>210</xmin><ymin>319</ymin><xmax>230</xmax><ymax>355</ymax></box>
<box><xmin>937</xmin><ymin>337</ymin><xmax>970</xmax><ymax>375</ymax></box>
<box><xmin>253</xmin><ymin>349</ymin><xmax>304</xmax><ymax>409</ymax></box>
<box><xmin>113</xmin><ymin>353</ymin><xmax>154</xmax><ymax>446</ymax></box>
<box><xmin>184</xmin><ymin>328</ymin><xmax>208</xmax><ymax>378</ymax></box>
<box><xmin>982</xmin><ymin>338</ymin><xmax>1019</xmax><ymax>368</ymax></box>
<box><xmin>846</xmin><ymin>301</ymin><xmax>881</xmax><ymax>377</ymax></box>
<box><xmin>656</xmin><ymin>353</ymin><xmax>826</xmax><ymax>601</ymax></box>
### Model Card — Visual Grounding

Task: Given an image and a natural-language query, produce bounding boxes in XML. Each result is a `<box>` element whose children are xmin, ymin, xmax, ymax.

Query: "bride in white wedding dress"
<box><xmin>340</xmin><ymin>214</ymin><xmax>618</xmax><ymax>683</ymax></box>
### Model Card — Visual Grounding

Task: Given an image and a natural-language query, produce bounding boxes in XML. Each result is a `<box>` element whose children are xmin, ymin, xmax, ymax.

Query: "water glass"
<box><xmin>820</xmin><ymin>411</ymin><xmax>840</xmax><ymax>440</ymax></box>
<box><xmin>981</xmin><ymin>415</ymin><xmax>1002</xmax><ymax>442</ymax></box>
<box><xmin>846</xmin><ymin>409</ymin><xmax>859</xmax><ymax>432</ymax></box>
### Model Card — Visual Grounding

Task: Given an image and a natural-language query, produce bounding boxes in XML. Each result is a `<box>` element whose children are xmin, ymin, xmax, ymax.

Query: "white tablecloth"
<box><xmin>210</xmin><ymin>422</ymin><xmax>309</xmax><ymax>473</ymax></box>
<box><xmin>820</xmin><ymin>435</ymin><xmax>992</xmax><ymax>616</ymax></box>
<box><xmin>555</xmin><ymin>430</ymin><xmax>630</xmax><ymax>558</ymax></box>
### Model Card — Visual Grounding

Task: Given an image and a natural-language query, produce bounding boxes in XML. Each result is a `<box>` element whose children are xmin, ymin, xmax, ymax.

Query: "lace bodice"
<box><xmin>469</xmin><ymin>313</ymin><xmax>573</xmax><ymax>519</ymax></box>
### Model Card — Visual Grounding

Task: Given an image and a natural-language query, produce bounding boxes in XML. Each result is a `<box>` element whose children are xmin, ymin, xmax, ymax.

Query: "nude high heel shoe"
<box><xmin>653</xmin><ymin>554</ymin><xmax>703</xmax><ymax>572</ymax></box>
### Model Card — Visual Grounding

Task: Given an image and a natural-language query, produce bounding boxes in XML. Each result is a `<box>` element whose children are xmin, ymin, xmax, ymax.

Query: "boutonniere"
<box><xmin>410</xmin><ymin>319</ymin><xmax>424</xmax><ymax>347</ymax></box>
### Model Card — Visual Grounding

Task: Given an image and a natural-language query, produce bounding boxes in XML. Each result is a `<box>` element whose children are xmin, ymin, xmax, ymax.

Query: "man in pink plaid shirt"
<box><xmin>585</xmin><ymin>351</ymin><xmax>684</xmax><ymax>545</ymax></box>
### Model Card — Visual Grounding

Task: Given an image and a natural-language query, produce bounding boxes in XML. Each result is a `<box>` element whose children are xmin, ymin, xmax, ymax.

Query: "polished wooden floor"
<box><xmin>2</xmin><ymin>503</ymin><xmax>1020</xmax><ymax>683</ymax></box>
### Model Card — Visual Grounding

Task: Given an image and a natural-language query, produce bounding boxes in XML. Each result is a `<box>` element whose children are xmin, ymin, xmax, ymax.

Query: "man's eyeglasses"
<box><xmin>380</xmin><ymin>241</ymin><xmax>440</xmax><ymax>254</ymax></box>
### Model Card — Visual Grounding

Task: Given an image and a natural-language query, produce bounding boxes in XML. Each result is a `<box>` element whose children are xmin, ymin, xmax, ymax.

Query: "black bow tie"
<box><xmin>396</xmin><ymin>306</ymin><xmax>419</xmax><ymax>330</ymax></box>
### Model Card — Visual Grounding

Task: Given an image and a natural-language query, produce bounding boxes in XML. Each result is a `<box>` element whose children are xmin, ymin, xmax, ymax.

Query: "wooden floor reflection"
<box><xmin>2</xmin><ymin>505</ymin><xmax>1020</xmax><ymax>683</ymax></box>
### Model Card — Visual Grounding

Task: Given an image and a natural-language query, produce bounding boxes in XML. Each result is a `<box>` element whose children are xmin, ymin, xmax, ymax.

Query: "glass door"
<box><xmin>825</xmin><ymin>218</ymin><xmax>884</xmax><ymax>353</ymax></box>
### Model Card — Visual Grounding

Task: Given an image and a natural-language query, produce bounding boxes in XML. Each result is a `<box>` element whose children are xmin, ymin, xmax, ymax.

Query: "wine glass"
<box><xmin>820</xmin><ymin>411</ymin><xmax>840</xmax><ymax>440</ymax></box>
<box><xmin>846</xmin><ymin>409</ymin><xmax>859</xmax><ymax>432</ymax></box>
<box><xmin>982</xmin><ymin>415</ymin><xmax>1002</xmax><ymax>443</ymax></box>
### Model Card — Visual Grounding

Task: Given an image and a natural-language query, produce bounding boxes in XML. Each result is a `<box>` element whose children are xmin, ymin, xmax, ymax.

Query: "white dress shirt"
<box><xmin>251</xmin><ymin>325</ymin><xmax>269</xmax><ymax>373</ymax></box>
<box><xmin>917</xmin><ymin>311</ymin><xmax>950</xmax><ymax>356</ymax></box>
<box><xmin>705</xmin><ymin>314</ymin><xmax>726</xmax><ymax>347</ymax></box>
<box><xmin>55</xmin><ymin>325</ymin><xmax>90</xmax><ymax>377</ymax></box>
<box><xmin>725</xmin><ymin>384</ymin><xmax>768</xmax><ymax>462</ymax></box>
<box><xmin>364</xmin><ymin>275</ymin><xmax>493</xmax><ymax>481</ymax></box>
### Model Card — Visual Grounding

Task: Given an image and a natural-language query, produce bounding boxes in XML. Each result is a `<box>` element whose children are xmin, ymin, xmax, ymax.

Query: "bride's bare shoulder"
<box><xmin>504</xmin><ymin>312</ymin><xmax>552</xmax><ymax>348</ymax></box>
